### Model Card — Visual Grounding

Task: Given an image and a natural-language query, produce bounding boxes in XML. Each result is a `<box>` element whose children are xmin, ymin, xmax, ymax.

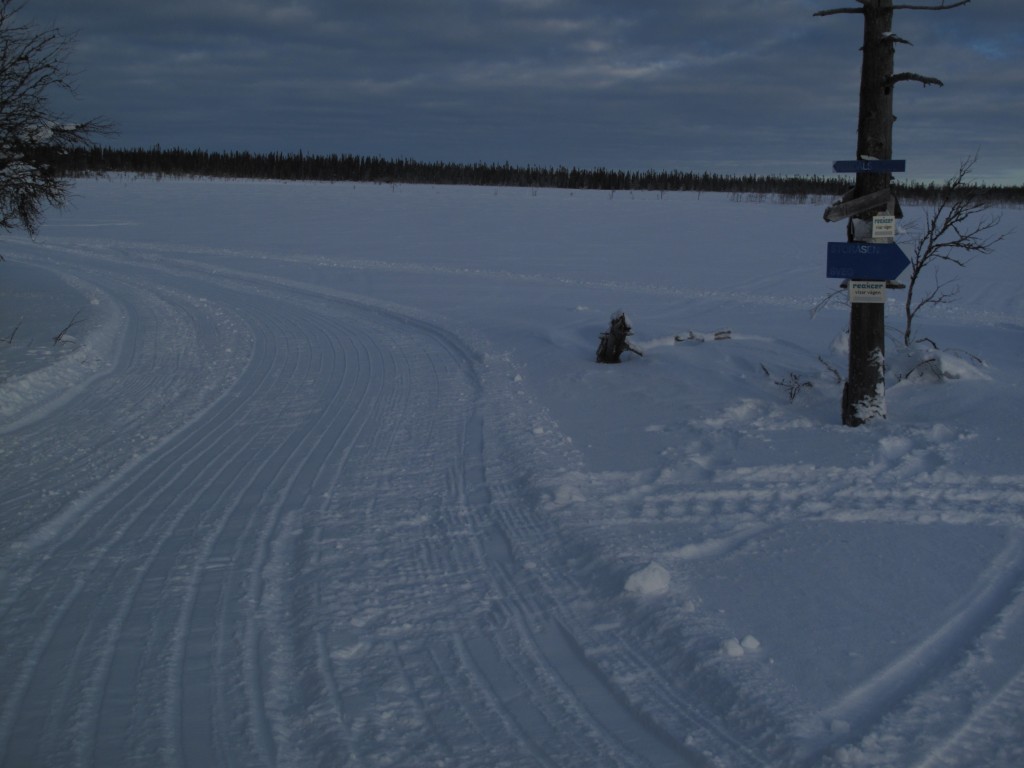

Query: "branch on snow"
<box><xmin>52</xmin><ymin>309</ymin><xmax>85</xmax><ymax>345</ymax></box>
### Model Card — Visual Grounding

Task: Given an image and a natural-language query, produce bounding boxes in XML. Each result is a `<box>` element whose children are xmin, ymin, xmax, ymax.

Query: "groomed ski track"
<box><xmin>0</xmin><ymin>243</ymin><xmax>728</xmax><ymax>767</ymax></box>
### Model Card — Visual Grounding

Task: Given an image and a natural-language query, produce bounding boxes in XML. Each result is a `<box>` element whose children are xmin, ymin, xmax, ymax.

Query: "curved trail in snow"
<box><xmin>0</xmin><ymin>243</ymin><xmax>734</xmax><ymax>767</ymax></box>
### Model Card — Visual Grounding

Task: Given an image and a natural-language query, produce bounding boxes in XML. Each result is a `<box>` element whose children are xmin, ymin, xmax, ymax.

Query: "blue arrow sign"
<box><xmin>833</xmin><ymin>159</ymin><xmax>906</xmax><ymax>174</ymax></box>
<box><xmin>827</xmin><ymin>241</ymin><xmax>910</xmax><ymax>280</ymax></box>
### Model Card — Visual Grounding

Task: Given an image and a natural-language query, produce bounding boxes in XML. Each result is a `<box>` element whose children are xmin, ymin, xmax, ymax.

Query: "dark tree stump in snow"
<box><xmin>596</xmin><ymin>311</ymin><xmax>642</xmax><ymax>364</ymax></box>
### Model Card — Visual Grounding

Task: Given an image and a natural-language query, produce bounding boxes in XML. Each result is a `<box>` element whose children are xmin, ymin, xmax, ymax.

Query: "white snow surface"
<box><xmin>2</xmin><ymin>177</ymin><xmax>1023</xmax><ymax>767</ymax></box>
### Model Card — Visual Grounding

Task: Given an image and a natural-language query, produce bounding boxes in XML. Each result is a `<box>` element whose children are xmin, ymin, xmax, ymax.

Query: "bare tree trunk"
<box><xmin>842</xmin><ymin>0</ymin><xmax>895</xmax><ymax>426</ymax></box>
<box><xmin>817</xmin><ymin>0</ymin><xmax>972</xmax><ymax>425</ymax></box>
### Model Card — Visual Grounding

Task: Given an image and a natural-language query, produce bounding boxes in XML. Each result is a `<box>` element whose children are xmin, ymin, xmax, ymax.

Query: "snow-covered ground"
<box><xmin>1</xmin><ymin>177</ymin><xmax>1022</xmax><ymax>767</ymax></box>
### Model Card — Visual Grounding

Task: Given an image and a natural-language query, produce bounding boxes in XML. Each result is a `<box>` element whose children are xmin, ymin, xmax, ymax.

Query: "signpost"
<box><xmin>824</xmin><ymin>153</ymin><xmax>906</xmax><ymax>424</ymax></box>
<box><xmin>833</xmin><ymin>159</ymin><xmax>906</xmax><ymax>174</ymax></box>
<box><xmin>826</xmin><ymin>241</ymin><xmax>910</xmax><ymax>280</ymax></box>
<box><xmin>823</xmin><ymin>188</ymin><xmax>893</xmax><ymax>223</ymax></box>
<box><xmin>849</xmin><ymin>280</ymin><xmax>887</xmax><ymax>304</ymax></box>
<box><xmin>871</xmin><ymin>214</ymin><xmax>896</xmax><ymax>240</ymax></box>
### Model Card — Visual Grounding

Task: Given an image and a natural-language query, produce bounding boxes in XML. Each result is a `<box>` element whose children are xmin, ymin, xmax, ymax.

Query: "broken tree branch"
<box><xmin>814</xmin><ymin>7</ymin><xmax>865</xmax><ymax>16</ymax></box>
<box><xmin>891</xmin><ymin>1</ymin><xmax>970</xmax><ymax>10</ymax></box>
<box><xmin>816</xmin><ymin>0</ymin><xmax>968</xmax><ymax>17</ymax></box>
<box><xmin>887</xmin><ymin>72</ymin><xmax>944</xmax><ymax>86</ymax></box>
<box><xmin>883</xmin><ymin>32</ymin><xmax>913</xmax><ymax>45</ymax></box>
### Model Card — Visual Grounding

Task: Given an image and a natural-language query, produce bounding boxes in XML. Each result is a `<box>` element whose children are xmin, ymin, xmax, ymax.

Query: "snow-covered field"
<box><xmin>1</xmin><ymin>177</ymin><xmax>1022</xmax><ymax>767</ymax></box>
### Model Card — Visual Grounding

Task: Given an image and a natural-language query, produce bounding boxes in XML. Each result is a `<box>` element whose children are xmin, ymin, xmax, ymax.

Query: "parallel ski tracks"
<box><xmin>1</xmin><ymin>249</ymin><xmax>398</xmax><ymax>765</ymax></box>
<box><xmin>0</xmin><ymin>241</ymin><xmax>737</xmax><ymax>766</ymax></box>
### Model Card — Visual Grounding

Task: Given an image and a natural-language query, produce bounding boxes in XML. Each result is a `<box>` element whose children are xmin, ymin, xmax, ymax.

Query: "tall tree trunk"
<box><xmin>843</xmin><ymin>0</ymin><xmax>895</xmax><ymax>426</ymax></box>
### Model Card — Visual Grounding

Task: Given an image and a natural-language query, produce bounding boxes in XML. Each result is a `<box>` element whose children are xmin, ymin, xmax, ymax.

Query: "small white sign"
<box><xmin>872</xmin><ymin>214</ymin><xmax>896</xmax><ymax>240</ymax></box>
<box><xmin>849</xmin><ymin>280</ymin><xmax>887</xmax><ymax>304</ymax></box>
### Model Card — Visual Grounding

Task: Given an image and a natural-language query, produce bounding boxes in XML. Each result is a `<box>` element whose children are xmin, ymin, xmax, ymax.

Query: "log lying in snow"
<box><xmin>675</xmin><ymin>329</ymin><xmax>732</xmax><ymax>343</ymax></box>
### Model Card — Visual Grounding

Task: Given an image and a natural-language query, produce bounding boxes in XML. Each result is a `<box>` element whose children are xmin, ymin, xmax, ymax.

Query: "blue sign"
<box><xmin>827</xmin><ymin>241</ymin><xmax>910</xmax><ymax>280</ymax></box>
<box><xmin>833</xmin><ymin>159</ymin><xmax>906</xmax><ymax>174</ymax></box>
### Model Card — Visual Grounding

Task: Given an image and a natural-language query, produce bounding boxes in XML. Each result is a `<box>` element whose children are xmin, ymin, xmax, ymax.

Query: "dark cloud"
<box><xmin>21</xmin><ymin>0</ymin><xmax>1023</xmax><ymax>182</ymax></box>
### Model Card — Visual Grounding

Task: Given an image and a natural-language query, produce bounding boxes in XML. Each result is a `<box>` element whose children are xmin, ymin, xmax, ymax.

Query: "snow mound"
<box><xmin>624</xmin><ymin>562</ymin><xmax>670</xmax><ymax>596</ymax></box>
<box><xmin>891</xmin><ymin>347</ymin><xmax>990</xmax><ymax>384</ymax></box>
<box><xmin>722</xmin><ymin>635</ymin><xmax>761</xmax><ymax>657</ymax></box>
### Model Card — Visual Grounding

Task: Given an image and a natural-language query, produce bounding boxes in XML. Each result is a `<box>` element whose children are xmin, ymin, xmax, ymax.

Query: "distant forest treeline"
<box><xmin>47</xmin><ymin>146</ymin><xmax>1024</xmax><ymax>206</ymax></box>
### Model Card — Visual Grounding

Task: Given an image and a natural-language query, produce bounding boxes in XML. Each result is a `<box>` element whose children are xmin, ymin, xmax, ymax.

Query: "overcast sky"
<box><xmin>22</xmin><ymin>0</ymin><xmax>1024</xmax><ymax>183</ymax></box>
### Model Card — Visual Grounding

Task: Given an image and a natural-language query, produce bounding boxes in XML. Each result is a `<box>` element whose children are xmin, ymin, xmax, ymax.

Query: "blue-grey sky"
<box><xmin>23</xmin><ymin>0</ymin><xmax>1024</xmax><ymax>183</ymax></box>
